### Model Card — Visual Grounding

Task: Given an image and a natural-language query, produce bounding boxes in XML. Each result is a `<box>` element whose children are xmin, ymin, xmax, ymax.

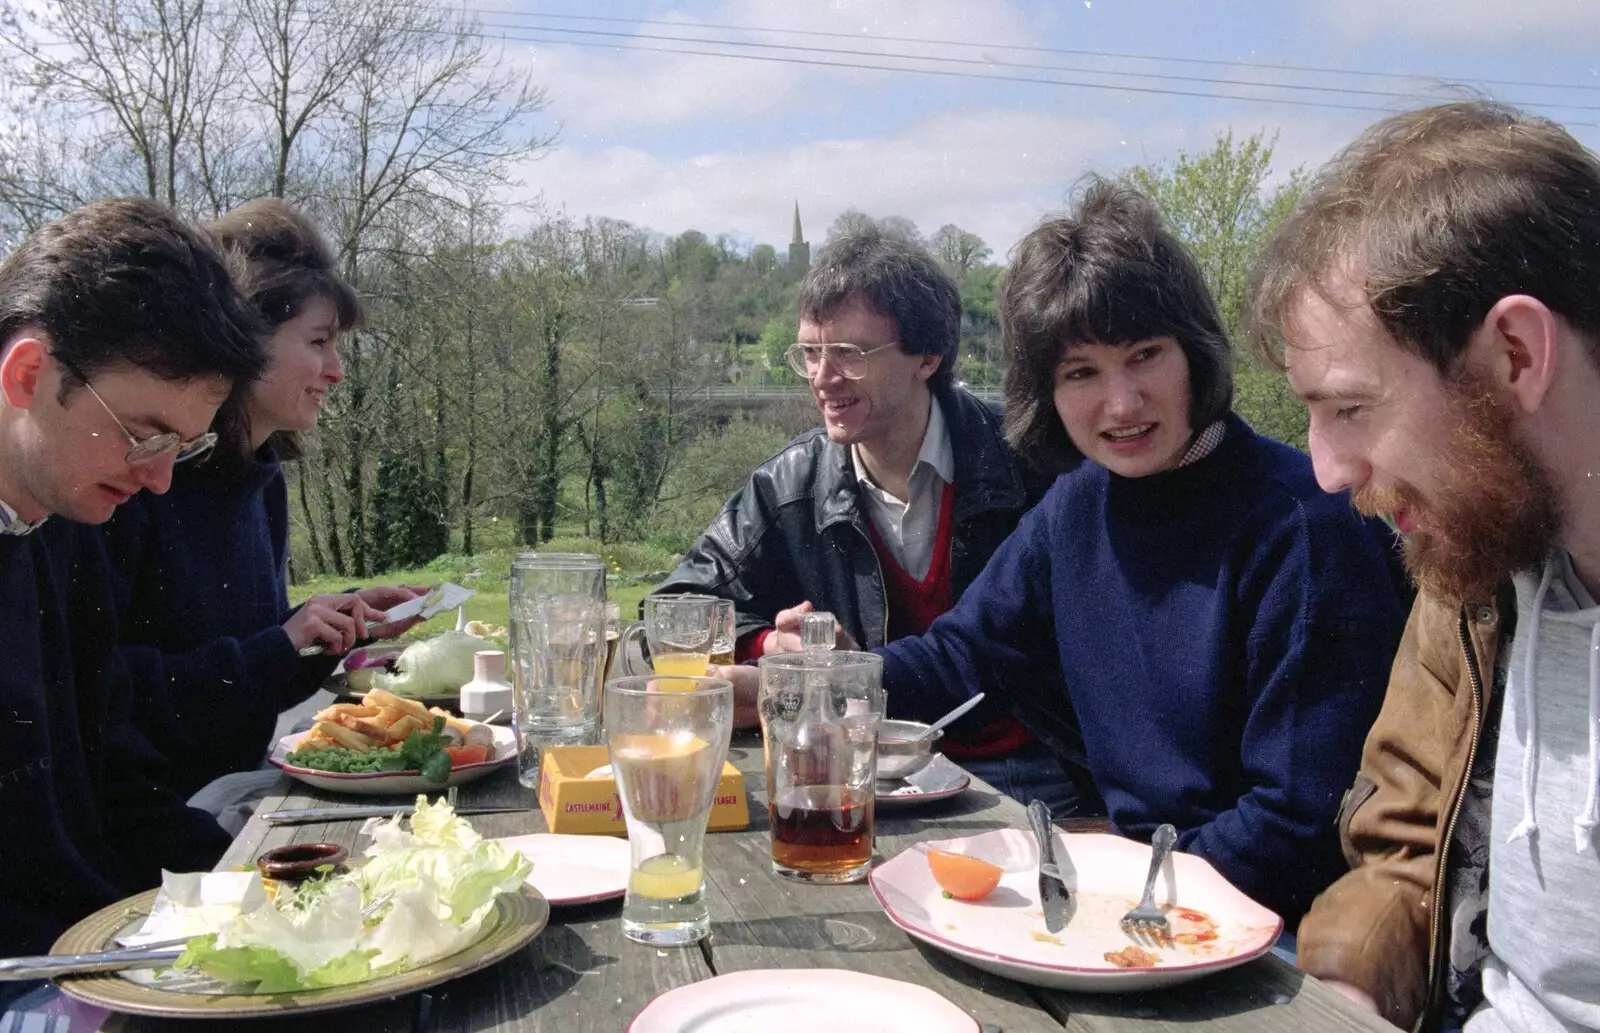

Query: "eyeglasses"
<box><xmin>785</xmin><ymin>341</ymin><xmax>900</xmax><ymax>380</ymax></box>
<box><xmin>63</xmin><ymin>362</ymin><xmax>218</xmax><ymax>465</ymax></box>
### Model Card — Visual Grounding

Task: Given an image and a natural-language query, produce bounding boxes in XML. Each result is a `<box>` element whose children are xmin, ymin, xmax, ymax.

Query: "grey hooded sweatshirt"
<box><xmin>1467</xmin><ymin>549</ymin><xmax>1600</xmax><ymax>1033</ymax></box>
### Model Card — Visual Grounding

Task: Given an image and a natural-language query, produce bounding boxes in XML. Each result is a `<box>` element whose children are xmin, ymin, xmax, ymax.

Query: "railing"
<box><xmin>659</xmin><ymin>382</ymin><xmax>1004</xmax><ymax>404</ymax></box>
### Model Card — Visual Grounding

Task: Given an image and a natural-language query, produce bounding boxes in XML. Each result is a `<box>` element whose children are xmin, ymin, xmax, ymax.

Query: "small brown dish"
<box><xmin>255</xmin><ymin>842</ymin><xmax>349</xmax><ymax>881</ymax></box>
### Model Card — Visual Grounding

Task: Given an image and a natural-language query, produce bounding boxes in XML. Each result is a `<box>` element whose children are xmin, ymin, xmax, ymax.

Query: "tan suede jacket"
<box><xmin>1298</xmin><ymin>587</ymin><xmax>1513</xmax><ymax>1031</ymax></box>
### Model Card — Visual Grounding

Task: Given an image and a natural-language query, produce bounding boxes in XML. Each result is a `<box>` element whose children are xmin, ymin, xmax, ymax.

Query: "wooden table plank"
<box><xmin>1038</xmin><ymin>956</ymin><xmax>1395</xmax><ymax>1033</ymax></box>
<box><xmin>708</xmin><ymin>737</ymin><xmax>1063</xmax><ymax>1030</ymax></box>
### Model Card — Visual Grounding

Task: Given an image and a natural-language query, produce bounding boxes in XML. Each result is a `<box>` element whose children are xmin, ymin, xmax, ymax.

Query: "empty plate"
<box><xmin>628</xmin><ymin>969</ymin><xmax>977</xmax><ymax>1032</ymax></box>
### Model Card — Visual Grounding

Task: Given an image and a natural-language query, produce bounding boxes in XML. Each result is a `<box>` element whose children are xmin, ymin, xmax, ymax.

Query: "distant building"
<box><xmin>788</xmin><ymin>202</ymin><xmax>810</xmax><ymax>271</ymax></box>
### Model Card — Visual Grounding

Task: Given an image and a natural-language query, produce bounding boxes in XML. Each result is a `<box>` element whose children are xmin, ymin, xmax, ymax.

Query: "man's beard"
<box><xmin>1353</xmin><ymin>373</ymin><xmax>1562</xmax><ymax>602</ymax></box>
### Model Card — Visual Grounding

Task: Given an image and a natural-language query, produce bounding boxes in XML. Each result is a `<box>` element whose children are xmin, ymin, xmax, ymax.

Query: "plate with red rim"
<box><xmin>627</xmin><ymin>969</ymin><xmax>978</xmax><ymax>1032</ymax></box>
<box><xmin>268</xmin><ymin>725</ymin><xmax>516</xmax><ymax>795</ymax></box>
<box><xmin>868</xmin><ymin>829</ymin><xmax>1282</xmax><ymax>992</ymax></box>
<box><xmin>493</xmin><ymin>833</ymin><xmax>631</xmax><ymax>907</ymax></box>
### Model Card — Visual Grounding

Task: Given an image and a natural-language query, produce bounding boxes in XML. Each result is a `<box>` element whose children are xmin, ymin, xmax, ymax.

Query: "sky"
<box><xmin>484</xmin><ymin>0</ymin><xmax>1600</xmax><ymax>257</ymax></box>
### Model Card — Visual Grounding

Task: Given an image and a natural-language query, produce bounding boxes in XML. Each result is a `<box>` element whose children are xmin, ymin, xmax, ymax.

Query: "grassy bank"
<box><xmin>288</xmin><ymin>536</ymin><xmax>678</xmax><ymax>639</ymax></box>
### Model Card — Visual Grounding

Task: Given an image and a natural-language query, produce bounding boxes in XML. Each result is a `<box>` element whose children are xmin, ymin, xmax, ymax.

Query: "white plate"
<box><xmin>876</xmin><ymin>754</ymin><xmax>971</xmax><ymax>808</ymax></box>
<box><xmin>268</xmin><ymin>725</ymin><xmax>517</xmax><ymax>795</ymax></box>
<box><xmin>495</xmin><ymin>833</ymin><xmax>630</xmax><ymax>906</ymax></box>
<box><xmin>869</xmin><ymin>830</ymin><xmax>1282</xmax><ymax>992</ymax></box>
<box><xmin>628</xmin><ymin>969</ymin><xmax>978</xmax><ymax>1032</ymax></box>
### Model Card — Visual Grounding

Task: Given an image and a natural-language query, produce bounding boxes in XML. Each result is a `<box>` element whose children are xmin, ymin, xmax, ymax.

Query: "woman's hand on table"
<box><xmin>707</xmin><ymin>664</ymin><xmax>761</xmax><ymax>729</ymax></box>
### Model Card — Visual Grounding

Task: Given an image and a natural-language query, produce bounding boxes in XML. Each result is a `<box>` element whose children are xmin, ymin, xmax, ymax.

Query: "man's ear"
<box><xmin>1466</xmin><ymin>295</ymin><xmax>1558</xmax><ymax>414</ymax></box>
<box><xmin>0</xmin><ymin>337</ymin><xmax>47</xmax><ymax>409</ymax></box>
<box><xmin>916</xmin><ymin>352</ymin><xmax>943</xmax><ymax>382</ymax></box>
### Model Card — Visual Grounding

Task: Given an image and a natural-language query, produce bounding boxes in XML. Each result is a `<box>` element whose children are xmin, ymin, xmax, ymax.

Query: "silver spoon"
<box><xmin>915</xmin><ymin>692</ymin><xmax>987</xmax><ymax>741</ymax></box>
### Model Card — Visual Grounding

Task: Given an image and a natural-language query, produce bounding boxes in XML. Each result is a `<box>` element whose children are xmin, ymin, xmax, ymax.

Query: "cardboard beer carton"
<box><xmin>537</xmin><ymin>745</ymin><xmax>750</xmax><ymax>835</ymax></box>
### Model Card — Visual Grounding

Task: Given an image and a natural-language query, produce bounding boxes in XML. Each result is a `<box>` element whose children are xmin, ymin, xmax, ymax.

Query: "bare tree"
<box><xmin>306</xmin><ymin>0</ymin><xmax>552</xmax><ymax>574</ymax></box>
<box><xmin>0</xmin><ymin>0</ymin><xmax>241</xmax><ymax>209</ymax></box>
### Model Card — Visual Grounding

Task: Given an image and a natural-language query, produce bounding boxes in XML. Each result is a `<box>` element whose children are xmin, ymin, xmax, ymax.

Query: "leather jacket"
<box><xmin>655</xmin><ymin>384</ymin><xmax>1047</xmax><ymax>651</ymax></box>
<box><xmin>1298</xmin><ymin>585</ymin><xmax>1515</xmax><ymax>1032</ymax></box>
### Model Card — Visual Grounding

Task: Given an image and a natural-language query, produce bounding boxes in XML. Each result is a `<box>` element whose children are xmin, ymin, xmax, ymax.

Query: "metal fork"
<box><xmin>1120</xmin><ymin>823</ymin><xmax>1178</xmax><ymax>939</ymax></box>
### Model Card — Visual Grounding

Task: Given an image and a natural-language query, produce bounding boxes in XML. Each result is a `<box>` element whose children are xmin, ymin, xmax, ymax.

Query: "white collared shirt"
<box><xmin>852</xmin><ymin>395</ymin><xmax>954</xmax><ymax>581</ymax></box>
<box><xmin>0</xmin><ymin>497</ymin><xmax>43</xmax><ymax>536</ymax></box>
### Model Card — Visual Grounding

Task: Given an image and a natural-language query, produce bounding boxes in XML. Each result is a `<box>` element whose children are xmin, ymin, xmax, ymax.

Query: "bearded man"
<box><xmin>1249</xmin><ymin>101</ymin><xmax>1600</xmax><ymax>1033</ymax></box>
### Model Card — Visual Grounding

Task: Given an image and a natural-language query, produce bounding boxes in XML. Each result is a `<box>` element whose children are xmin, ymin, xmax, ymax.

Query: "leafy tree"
<box><xmin>759</xmin><ymin>311</ymin><xmax>800</xmax><ymax>384</ymax></box>
<box><xmin>930</xmin><ymin>224</ymin><xmax>991</xmax><ymax>274</ymax></box>
<box><xmin>1125</xmin><ymin>130</ymin><xmax>1307</xmax><ymax>448</ymax></box>
<box><xmin>369</xmin><ymin>449</ymin><xmax>449</xmax><ymax>572</ymax></box>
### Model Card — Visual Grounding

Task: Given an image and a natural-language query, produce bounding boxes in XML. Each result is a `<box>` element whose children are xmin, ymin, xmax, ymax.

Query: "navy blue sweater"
<box><xmin>0</xmin><ymin>521</ymin><xmax>230</xmax><ymax>1004</ymax></box>
<box><xmin>102</xmin><ymin>447</ymin><xmax>335</xmax><ymax>797</ymax></box>
<box><xmin>881</xmin><ymin>416</ymin><xmax>1406</xmax><ymax>920</ymax></box>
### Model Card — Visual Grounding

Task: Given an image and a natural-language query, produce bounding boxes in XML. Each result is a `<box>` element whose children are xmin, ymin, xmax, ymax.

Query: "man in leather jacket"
<box><xmin>656</xmin><ymin>225</ymin><xmax>1094</xmax><ymax>814</ymax></box>
<box><xmin>1250</xmin><ymin>101</ymin><xmax>1600</xmax><ymax>1032</ymax></box>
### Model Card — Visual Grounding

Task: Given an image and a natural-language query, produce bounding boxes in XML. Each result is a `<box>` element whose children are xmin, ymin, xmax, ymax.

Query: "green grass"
<box><xmin>288</xmin><ymin>536</ymin><xmax>674</xmax><ymax>639</ymax></box>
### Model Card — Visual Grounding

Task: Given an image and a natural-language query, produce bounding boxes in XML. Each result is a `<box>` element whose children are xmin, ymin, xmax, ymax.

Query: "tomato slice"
<box><xmin>444</xmin><ymin>744</ymin><xmax>490</xmax><ymax>766</ymax></box>
<box><xmin>926</xmin><ymin>848</ymin><xmax>1004</xmax><ymax>901</ymax></box>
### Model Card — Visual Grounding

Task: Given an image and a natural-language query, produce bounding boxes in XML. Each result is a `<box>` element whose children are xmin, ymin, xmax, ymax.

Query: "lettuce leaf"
<box><xmin>177</xmin><ymin>935</ymin><xmax>386</xmax><ymax>993</ymax></box>
<box><xmin>172</xmin><ymin>796</ymin><xmax>530</xmax><ymax>991</ymax></box>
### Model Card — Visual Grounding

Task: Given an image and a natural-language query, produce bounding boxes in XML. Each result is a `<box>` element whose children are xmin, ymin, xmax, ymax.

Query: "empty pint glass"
<box><xmin>606</xmin><ymin>675</ymin><xmax>733</xmax><ymax>946</ymax></box>
<box><xmin>759</xmin><ymin>651</ymin><xmax>884</xmax><ymax>883</ymax></box>
<box><xmin>509</xmin><ymin>553</ymin><xmax>606</xmax><ymax>786</ymax></box>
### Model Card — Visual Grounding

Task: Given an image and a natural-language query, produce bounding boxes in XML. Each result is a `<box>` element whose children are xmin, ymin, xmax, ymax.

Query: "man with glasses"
<box><xmin>656</xmin><ymin>226</ymin><xmax>1095</xmax><ymax>814</ymax></box>
<box><xmin>0</xmin><ymin>197</ymin><xmax>265</xmax><ymax>996</ymax></box>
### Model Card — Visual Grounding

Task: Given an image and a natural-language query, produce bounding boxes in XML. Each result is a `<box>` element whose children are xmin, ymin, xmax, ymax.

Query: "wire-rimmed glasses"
<box><xmin>62</xmin><ymin>360</ymin><xmax>218</xmax><ymax>465</ymax></box>
<box><xmin>785</xmin><ymin>341</ymin><xmax>900</xmax><ymax>380</ymax></box>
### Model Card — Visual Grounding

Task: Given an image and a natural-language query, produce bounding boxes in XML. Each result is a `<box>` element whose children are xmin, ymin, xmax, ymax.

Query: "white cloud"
<box><xmin>506</xmin><ymin>0</ymin><xmax>1042</xmax><ymax>133</ymax></box>
<box><xmin>509</xmin><ymin>107</ymin><xmax>1163</xmax><ymax>254</ymax></box>
<box><xmin>1312</xmin><ymin>0</ymin><xmax>1600</xmax><ymax>46</ymax></box>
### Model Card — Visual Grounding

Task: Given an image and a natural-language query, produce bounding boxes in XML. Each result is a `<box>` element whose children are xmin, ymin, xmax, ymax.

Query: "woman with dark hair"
<box><xmin>873</xmin><ymin>180</ymin><xmax>1410</xmax><ymax>921</ymax></box>
<box><xmin>101</xmin><ymin>199</ymin><xmax>422</xmax><ymax>809</ymax></box>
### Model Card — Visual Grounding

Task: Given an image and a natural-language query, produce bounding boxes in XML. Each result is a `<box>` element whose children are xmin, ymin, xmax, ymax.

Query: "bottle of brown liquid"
<box><xmin>786</xmin><ymin>612</ymin><xmax>845</xmax><ymax>786</ymax></box>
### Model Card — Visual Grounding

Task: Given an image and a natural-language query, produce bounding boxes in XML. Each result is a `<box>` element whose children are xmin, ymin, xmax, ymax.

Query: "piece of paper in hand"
<box><xmin>380</xmin><ymin>582</ymin><xmax>477</xmax><ymax>623</ymax></box>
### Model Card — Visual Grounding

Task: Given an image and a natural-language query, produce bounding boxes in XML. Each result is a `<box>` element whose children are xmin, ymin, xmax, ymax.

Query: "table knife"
<box><xmin>1027</xmin><ymin>799</ymin><xmax>1071</xmax><ymax>934</ymax></box>
<box><xmin>262</xmin><ymin>804</ymin><xmax>527</xmax><ymax>826</ymax></box>
<box><xmin>0</xmin><ymin>945</ymin><xmax>184</xmax><ymax>981</ymax></box>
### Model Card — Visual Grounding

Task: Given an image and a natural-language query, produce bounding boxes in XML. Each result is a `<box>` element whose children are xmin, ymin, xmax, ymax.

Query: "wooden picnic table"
<box><xmin>101</xmin><ymin>732</ymin><xmax>1396</xmax><ymax>1032</ymax></box>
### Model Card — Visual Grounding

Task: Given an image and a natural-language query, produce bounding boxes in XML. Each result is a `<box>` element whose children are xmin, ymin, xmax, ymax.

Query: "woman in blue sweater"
<box><xmin>103</xmin><ymin>200</ymin><xmax>421</xmax><ymax>799</ymax></box>
<box><xmin>878</xmin><ymin>182</ymin><xmax>1408</xmax><ymax>921</ymax></box>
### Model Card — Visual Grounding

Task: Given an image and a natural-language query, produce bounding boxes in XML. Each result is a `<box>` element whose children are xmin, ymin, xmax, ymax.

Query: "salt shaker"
<box><xmin>459</xmin><ymin>649</ymin><xmax>513</xmax><ymax>721</ymax></box>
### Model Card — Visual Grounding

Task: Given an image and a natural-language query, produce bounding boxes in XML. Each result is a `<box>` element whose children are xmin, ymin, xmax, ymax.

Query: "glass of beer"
<box><xmin>708</xmin><ymin>598</ymin><xmax>736</xmax><ymax>666</ymax></box>
<box><xmin>758</xmin><ymin>651</ymin><xmax>884</xmax><ymax>883</ymax></box>
<box><xmin>642</xmin><ymin>595</ymin><xmax>719</xmax><ymax>682</ymax></box>
<box><xmin>606</xmin><ymin>675</ymin><xmax>733</xmax><ymax>946</ymax></box>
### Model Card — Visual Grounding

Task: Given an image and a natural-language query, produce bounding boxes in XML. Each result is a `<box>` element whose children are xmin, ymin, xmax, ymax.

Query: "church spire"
<box><xmin>788</xmin><ymin>201</ymin><xmax>810</xmax><ymax>270</ymax></box>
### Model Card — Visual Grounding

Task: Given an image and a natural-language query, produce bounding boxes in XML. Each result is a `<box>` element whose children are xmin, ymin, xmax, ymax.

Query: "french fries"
<box><xmin>304</xmin><ymin>693</ymin><xmax>495</xmax><ymax>757</ymax></box>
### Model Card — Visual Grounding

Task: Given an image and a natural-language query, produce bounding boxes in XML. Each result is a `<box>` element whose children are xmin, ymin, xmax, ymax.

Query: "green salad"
<box><xmin>285</xmin><ymin>717</ymin><xmax>453</xmax><ymax>783</ymax></box>
<box><xmin>170</xmin><ymin>797</ymin><xmax>532</xmax><ymax>992</ymax></box>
